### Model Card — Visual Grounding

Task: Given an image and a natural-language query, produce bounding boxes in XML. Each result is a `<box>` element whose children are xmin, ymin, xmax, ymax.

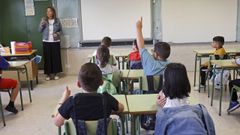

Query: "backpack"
<box><xmin>0</xmin><ymin>56</ymin><xmax>9</xmax><ymax>70</ymax></box>
<box><xmin>155</xmin><ymin>104</ymin><xmax>216</xmax><ymax>135</ymax></box>
<box><xmin>97</xmin><ymin>74</ymin><xmax>117</xmax><ymax>95</ymax></box>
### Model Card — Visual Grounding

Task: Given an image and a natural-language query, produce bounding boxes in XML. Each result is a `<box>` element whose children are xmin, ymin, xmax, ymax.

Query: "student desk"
<box><xmin>126</xmin><ymin>94</ymin><xmax>198</xmax><ymax>135</ymax></box>
<box><xmin>1</xmin><ymin>49</ymin><xmax>37</xmax><ymax>58</ymax></box>
<box><xmin>52</xmin><ymin>93</ymin><xmax>198</xmax><ymax>135</ymax></box>
<box><xmin>121</xmin><ymin>70</ymin><xmax>144</xmax><ymax>93</ymax></box>
<box><xmin>2</xmin><ymin>50</ymin><xmax>38</xmax><ymax>90</ymax></box>
<box><xmin>126</xmin><ymin>94</ymin><xmax>158</xmax><ymax>135</ymax></box>
<box><xmin>7</xmin><ymin>61</ymin><xmax>32</xmax><ymax>110</ymax></box>
<box><xmin>210</xmin><ymin>59</ymin><xmax>240</xmax><ymax>116</ymax></box>
<box><xmin>193</xmin><ymin>48</ymin><xmax>240</xmax><ymax>91</ymax></box>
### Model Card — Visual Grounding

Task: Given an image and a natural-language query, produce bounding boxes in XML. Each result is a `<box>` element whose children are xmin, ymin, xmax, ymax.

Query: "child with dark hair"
<box><xmin>129</xmin><ymin>39</ymin><xmax>142</xmax><ymax>69</ymax></box>
<box><xmin>157</xmin><ymin>63</ymin><xmax>191</xmax><ymax>108</ymax></box>
<box><xmin>200</xmin><ymin>36</ymin><xmax>226</xmax><ymax>86</ymax></box>
<box><xmin>92</xmin><ymin>36</ymin><xmax>117</xmax><ymax>66</ymax></box>
<box><xmin>54</xmin><ymin>63</ymin><xmax>124</xmax><ymax>127</ymax></box>
<box><xmin>0</xmin><ymin>56</ymin><xmax>19</xmax><ymax>114</ymax></box>
<box><xmin>101</xmin><ymin>36</ymin><xmax>112</xmax><ymax>48</ymax></box>
<box><xmin>136</xmin><ymin>18</ymin><xmax>170</xmax><ymax>75</ymax></box>
<box><xmin>155</xmin><ymin>63</ymin><xmax>215</xmax><ymax>135</ymax></box>
<box><xmin>96</xmin><ymin>46</ymin><xmax>119</xmax><ymax>75</ymax></box>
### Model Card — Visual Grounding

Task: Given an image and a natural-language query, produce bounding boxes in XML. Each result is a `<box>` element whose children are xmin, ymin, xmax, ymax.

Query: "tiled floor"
<box><xmin>0</xmin><ymin>43</ymin><xmax>240</xmax><ymax>135</ymax></box>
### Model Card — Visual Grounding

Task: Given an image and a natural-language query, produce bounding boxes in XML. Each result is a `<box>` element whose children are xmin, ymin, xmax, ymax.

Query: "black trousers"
<box><xmin>43</xmin><ymin>42</ymin><xmax>62</xmax><ymax>75</ymax></box>
<box><xmin>229</xmin><ymin>79</ymin><xmax>240</xmax><ymax>102</ymax></box>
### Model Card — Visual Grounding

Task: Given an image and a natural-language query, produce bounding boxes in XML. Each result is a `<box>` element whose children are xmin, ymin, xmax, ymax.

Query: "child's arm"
<box><xmin>118</xmin><ymin>102</ymin><xmax>124</xmax><ymax>112</ymax></box>
<box><xmin>156</xmin><ymin>91</ymin><xmax>166</xmax><ymax>108</ymax></box>
<box><xmin>136</xmin><ymin>17</ymin><xmax>145</xmax><ymax>50</ymax></box>
<box><xmin>54</xmin><ymin>113</ymin><xmax>65</xmax><ymax>127</ymax></box>
<box><xmin>54</xmin><ymin>87</ymin><xmax>71</xmax><ymax>127</ymax></box>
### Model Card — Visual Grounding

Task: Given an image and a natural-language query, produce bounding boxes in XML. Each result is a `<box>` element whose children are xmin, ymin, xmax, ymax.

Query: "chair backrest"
<box><xmin>90</xmin><ymin>55</ymin><xmax>116</xmax><ymax>66</ymax></box>
<box><xmin>141</xmin><ymin>75</ymin><xmax>163</xmax><ymax>92</ymax></box>
<box><xmin>64</xmin><ymin>119</ymin><xmax>118</xmax><ymax>135</ymax></box>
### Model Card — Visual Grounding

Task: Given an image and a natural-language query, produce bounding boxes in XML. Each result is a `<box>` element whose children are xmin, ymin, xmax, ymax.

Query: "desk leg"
<box><xmin>139</xmin><ymin>77</ymin><xmax>142</xmax><ymax>90</ymax></box>
<box><xmin>219</xmin><ymin>69</ymin><xmax>224</xmax><ymax>116</ymax></box>
<box><xmin>120</xmin><ymin>114</ymin><xmax>126</xmax><ymax>135</ymax></box>
<box><xmin>30</xmin><ymin>81</ymin><xmax>33</xmax><ymax>90</ymax></box>
<box><xmin>211</xmin><ymin>73</ymin><xmax>216</xmax><ymax>106</ymax></box>
<box><xmin>198</xmin><ymin>57</ymin><xmax>202</xmax><ymax>92</ymax></box>
<box><xmin>131</xmin><ymin>115</ymin><xmax>136</xmax><ymax>135</ymax></box>
<box><xmin>0</xmin><ymin>93</ymin><xmax>6</xmax><ymax>126</ymax></box>
<box><xmin>36</xmin><ymin>76</ymin><xmax>39</xmax><ymax>84</ymax></box>
<box><xmin>58</xmin><ymin>126</ymin><xmax>62</xmax><ymax>135</ymax></box>
<box><xmin>17</xmin><ymin>70</ymin><xmax>24</xmax><ymax>111</ymax></box>
<box><xmin>24</xmin><ymin>65</ymin><xmax>32</xmax><ymax>103</ymax></box>
<box><xmin>194</xmin><ymin>54</ymin><xmax>197</xmax><ymax>86</ymax></box>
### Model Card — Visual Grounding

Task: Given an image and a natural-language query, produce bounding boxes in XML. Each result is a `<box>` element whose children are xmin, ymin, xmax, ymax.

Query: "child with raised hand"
<box><xmin>136</xmin><ymin>17</ymin><xmax>171</xmax><ymax>76</ymax></box>
<box><xmin>54</xmin><ymin>63</ymin><xmax>124</xmax><ymax>127</ymax></box>
<box><xmin>128</xmin><ymin>39</ymin><xmax>142</xmax><ymax>69</ymax></box>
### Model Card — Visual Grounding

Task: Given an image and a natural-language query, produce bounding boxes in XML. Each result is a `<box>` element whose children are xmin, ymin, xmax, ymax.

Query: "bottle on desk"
<box><xmin>10</xmin><ymin>41</ymin><xmax>16</xmax><ymax>54</ymax></box>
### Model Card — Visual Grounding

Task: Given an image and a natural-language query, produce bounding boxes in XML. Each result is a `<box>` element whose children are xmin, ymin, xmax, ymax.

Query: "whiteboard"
<box><xmin>81</xmin><ymin>0</ymin><xmax>152</xmax><ymax>41</ymax></box>
<box><xmin>162</xmin><ymin>0</ymin><xmax>238</xmax><ymax>43</ymax></box>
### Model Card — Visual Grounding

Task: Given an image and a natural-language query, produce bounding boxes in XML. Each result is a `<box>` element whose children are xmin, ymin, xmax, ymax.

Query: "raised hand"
<box><xmin>136</xmin><ymin>17</ymin><xmax>143</xmax><ymax>30</ymax></box>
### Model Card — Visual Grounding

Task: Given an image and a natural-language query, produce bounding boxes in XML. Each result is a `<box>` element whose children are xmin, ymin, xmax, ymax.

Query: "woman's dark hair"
<box><xmin>78</xmin><ymin>63</ymin><xmax>102</xmax><ymax>92</ymax></box>
<box><xmin>96</xmin><ymin>45</ymin><xmax>110</xmax><ymax>68</ymax></box>
<box><xmin>162</xmin><ymin>63</ymin><xmax>191</xmax><ymax>99</ymax></box>
<box><xmin>46</xmin><ymin>6</ymin><xmax>56</xmax><ymax>19</ymax></box>
<box><xmin>133</xmin><ymin>39</ymin><xmax>139</xmax><ymax>50</ymax></box>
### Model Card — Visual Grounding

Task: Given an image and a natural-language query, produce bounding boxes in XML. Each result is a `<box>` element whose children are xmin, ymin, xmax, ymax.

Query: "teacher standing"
<box><xmin>39</xmin><ymin>6</ymin><xmax>62</xmax><ymax>81</ymax></box>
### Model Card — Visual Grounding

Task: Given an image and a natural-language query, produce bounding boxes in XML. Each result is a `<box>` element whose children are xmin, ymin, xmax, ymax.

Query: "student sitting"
<box><xmin>200</xmin><ymin>36</ymin><xmax>226</xmax><ymax>86</ymax></box>
<box><xmin>96</xmin><ymin>45</ymin><xmax>119</xmax><ymax>75</ymax></box>
<box><xmin>92</xmin><ymin>36</ymin><xmax>117</xmax><ymax>66</ymax></box>
<box><xmin>155</xmin><ymin>63</ymin><xmax>215</xmax><ymax>135</ymax></box>
<box><xmin>0</xmin><ymin>56</ymin><xmax>19</xmax><ymax>114</ymax></box>
<box><xmin>54</xmin><ymin>63</ymin><xmax>124</xmax><ymax>127</ymax></box>
<box><xmin>136</xmin><ymin>18</ymin><xmax>170</xmax><ymax>76</ymax></box>
<box><xmin>128</xmin><ymin>39</ymin><xmax>142</xmax><ymax>69</ymax></box>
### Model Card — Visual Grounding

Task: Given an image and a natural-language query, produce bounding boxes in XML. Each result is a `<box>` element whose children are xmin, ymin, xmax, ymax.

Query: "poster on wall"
<box><xmin>24</xmin><ymin>0</ymin><xmax>35</xmax><ymax>16</ymax></box>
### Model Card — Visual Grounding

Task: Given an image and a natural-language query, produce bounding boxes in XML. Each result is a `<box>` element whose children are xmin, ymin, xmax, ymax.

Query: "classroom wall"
<box><xmin>0</xmin><ymin>0</ymin><xmax>52</xmax><ymax>68</ymax></box>
<box><xmin>237</xmin><ymin>0</ymin><xmax>240</xmax><ymax>41</ymax></box>
<box><xmin>0</xmin><ymin>1</ymin><xmax>2</xmax><ymax>43</ymax></box>
<box><xmin>161</xmin><ymin>0</ymin><xmax>238</xmax><ymax>43</ymax></box>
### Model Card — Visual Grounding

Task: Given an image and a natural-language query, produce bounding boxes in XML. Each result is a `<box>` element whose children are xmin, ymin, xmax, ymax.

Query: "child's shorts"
<box><xmin>0</xmin><ymin>78</ymin><xmax>18</xmax><ymax>89</ymax></box>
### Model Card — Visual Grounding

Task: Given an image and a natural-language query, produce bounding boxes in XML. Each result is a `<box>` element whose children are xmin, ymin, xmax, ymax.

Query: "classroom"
<box><xmin>0</xmin><ymin>0</ymin><xmax>240</xmax><ymax>135</ymax></box>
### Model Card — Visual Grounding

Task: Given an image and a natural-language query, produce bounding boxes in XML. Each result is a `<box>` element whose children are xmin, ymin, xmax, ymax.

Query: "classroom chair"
<box><xmin>204</xmin><ymin>55</ymin><xmax>230</xmax><ymax>95</ymax></box>
<box><xmin>115</xmin><ymin>55</ymin><xmax>129</xmax><ymax>70</ymax></box>
<box><xmin>0</xmin><ymin>93</ymin><xmax>6</xmax><ymax>126</ymax></box>
<box><xmin>0</xmin><ymin>88</ymin><xmax>24</xmax><ymax>126</ymax></box>
<box><xmin>228</xmin><ymin>85</ymin><xmax>240</xmax><ymax>115</ymax></box>
<box><xmin>90</xmin><ymin>55</ymin><xmax>116</xmax><ymax>66</ymax></box>
<box><xmin>64</xmin><ymin>118</ymin><xmax>118</xmax><ymax>135</ymax></box>
<box><xmin>0</xmin><ymin>88</ymin><xmax>23</xmax><ymax>111</ymax></box>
